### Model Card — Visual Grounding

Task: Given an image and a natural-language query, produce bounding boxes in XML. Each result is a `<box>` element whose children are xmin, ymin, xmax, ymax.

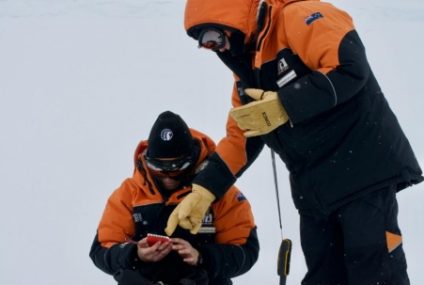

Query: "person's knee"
<box><xmin>113</xmin><ymin>269</ymin><xmax>156</xmax><ymax>285</ymax></box>
<box><xmin>344</xmin><ymin>243</ymin><xmax>409</xmax><ymax>285</ymax></box>
<box><xmin>387</xmin><ymin>246</ymin><xmax>410</xmax><ymax>285</ymax></box>
<box><xmin>178</xmin><ymin>268</ymin><xmax>209</xmax><ymax>285</ymax></box>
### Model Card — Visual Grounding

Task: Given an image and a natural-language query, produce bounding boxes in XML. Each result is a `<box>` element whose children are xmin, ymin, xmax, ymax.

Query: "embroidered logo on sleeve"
<box><xmin>305</xmin><ymin>12</ymin><xmax>323</xmax><ymax>25</ymax></box>
<box><xmin>199</xmin><ymin>209</ymin><xmax>216</xmax><ymax>234</ymax></box>
<box><xmin>133</xmin><ymin>213</ymin><xmax>143</xmax><ymax>223</ymax></box>
<box><xmin>277</xmin><ymin>57</ymin><xmax>289</xmax><ymax>75</ymax></box>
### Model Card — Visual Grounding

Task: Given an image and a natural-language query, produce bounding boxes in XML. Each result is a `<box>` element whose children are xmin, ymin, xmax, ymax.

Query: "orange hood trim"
<box><xmin>184</xmin><ymin>0</ymin><xmax>260</xmax><ymax>41</ymax></box>
<box><xmin>184</xmin><ymin>0</ymin><xmax>318</xmax><ymax>42</ymax></box>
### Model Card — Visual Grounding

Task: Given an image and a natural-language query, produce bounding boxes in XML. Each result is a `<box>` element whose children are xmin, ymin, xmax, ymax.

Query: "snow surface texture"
<box><xmin>0</xmin><ymin>1</ymin><xmax>423</xmax><ymax>284</ymax></box>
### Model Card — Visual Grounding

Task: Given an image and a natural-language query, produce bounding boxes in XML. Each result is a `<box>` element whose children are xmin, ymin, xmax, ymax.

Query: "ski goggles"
<box><xmin>144</xmin><ymin>155</ymin><xmax>193</xmax><ymax>178</ymax></box>
<box><xmin>197</xmin><ymin>28</ymin><xmax>229</xmax><ymax>51</ymax></box>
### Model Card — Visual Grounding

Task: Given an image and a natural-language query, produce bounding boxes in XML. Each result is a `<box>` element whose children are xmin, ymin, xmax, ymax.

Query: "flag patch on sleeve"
<box><xmin>305</xmin><ymin>12</ymin><xmax>323</xmax><ymax>25</ymax></box>
<box><xmin>236</xmin><ymin>192</ymin><xmax>247</xmax><ymax>202</ymax></box>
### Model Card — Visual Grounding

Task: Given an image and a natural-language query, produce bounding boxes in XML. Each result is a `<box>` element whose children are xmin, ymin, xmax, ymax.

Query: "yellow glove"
<box><xmin>165</xmin><ymin>184</ymin><xmax>215</xmax><ymax>236</ymax></box>
<box><xmin>229</xmin><ymin>88</ymin><xmax>289</xmax><ymax>137</ymax></box>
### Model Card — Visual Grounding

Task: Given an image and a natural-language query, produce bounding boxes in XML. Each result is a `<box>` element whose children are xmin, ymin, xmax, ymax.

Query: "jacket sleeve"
<box><xmin>193</xmin><ymin>83</ymin><xmax>265</xmax><ymax>198</ymax></box>
<box><xmin>89</xmin><ymin>179</ymin><xmax>141</xmax><ymax>274</ymax></box>
<box><xmin>278</xmin><ymin>2</ymin><xmax>372</xmax><ymax>124</ymax></box>
<box><xmin>199</xmin><ymin>186</ymin><xmax>259</xmax><ymax>279</ymax></box>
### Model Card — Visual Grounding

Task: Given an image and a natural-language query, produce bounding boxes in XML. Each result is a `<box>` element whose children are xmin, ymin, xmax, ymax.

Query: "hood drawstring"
<box><xmin>256</xmin><ymin>1</ymin><xmax>268</xmax><ymax>41</ymax></box>
<box><xmin>136</xmin><ymin>158</ymin><xmax>156</xmax><ymax>196</ymax></box>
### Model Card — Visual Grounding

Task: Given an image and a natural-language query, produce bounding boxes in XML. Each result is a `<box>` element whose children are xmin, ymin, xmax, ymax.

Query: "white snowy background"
<box><xmin>0</xmin><ymin>0</ymin><xmax>423</xmax><ymax>284</ymax></box>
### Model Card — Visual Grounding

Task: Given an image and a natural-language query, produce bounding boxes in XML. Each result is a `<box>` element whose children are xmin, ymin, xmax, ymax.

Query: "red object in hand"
<box><xmin>146</xmin><ymin>233</ymin><xmax>171</xmax><ymax>246</ymax></box>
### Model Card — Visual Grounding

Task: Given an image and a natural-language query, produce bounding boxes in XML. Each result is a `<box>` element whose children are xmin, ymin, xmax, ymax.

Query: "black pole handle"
<box><xmin>277</xmin><ymin>239</ymin><xmax>292</xmax><ymax>285</ymax></box>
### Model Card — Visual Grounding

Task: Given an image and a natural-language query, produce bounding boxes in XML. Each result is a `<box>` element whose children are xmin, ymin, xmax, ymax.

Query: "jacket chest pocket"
<box><xmin>132</xmin><ymin>203</ymin><xmax>169</xmax><ymax>240</ymax></box>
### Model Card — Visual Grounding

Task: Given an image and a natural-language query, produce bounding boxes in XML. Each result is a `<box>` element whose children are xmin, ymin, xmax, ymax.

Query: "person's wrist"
<box><xmin>197</xmin><ymin>253</ymin><xmax>204</xmax><ymax>266</ymax></box>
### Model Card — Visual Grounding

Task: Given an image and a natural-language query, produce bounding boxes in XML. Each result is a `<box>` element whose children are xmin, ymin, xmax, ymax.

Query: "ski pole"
<box><xmin>271</xmin><ymin>150</ymin><xmax>292</xmax><ymax>285</ymax></box>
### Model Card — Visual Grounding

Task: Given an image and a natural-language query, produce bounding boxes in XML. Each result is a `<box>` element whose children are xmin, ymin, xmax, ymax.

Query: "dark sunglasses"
<box><xmin>144</xmin><ymin>155</ymin><xmax>193</xmax><ymax>178</ymax></box>
<box><xmin>198</xmin><ymin>28</ymin><xmax>228</xmax><ymax>51</ymax></box>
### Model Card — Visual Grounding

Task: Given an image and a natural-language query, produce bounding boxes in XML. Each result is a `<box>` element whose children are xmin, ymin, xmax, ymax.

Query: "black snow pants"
<box><xmin>113</xmin><ymin>267</ymin><xmax>209</xmax><ymax>285</ymax></box>
<box><xmin>299</xmin><ymin>186</ymin><xmax>409</xmax><ymax>285</ymax></box>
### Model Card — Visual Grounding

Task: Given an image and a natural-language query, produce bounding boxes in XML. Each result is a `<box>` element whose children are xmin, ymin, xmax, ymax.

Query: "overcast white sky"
<box><xmin>0</xmin><ymin>1</ymin><xmax>423</xmax><ymax>284</ymax></box>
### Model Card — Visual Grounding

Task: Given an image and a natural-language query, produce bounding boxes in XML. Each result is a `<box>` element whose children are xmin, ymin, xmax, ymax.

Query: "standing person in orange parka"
<box><xmin>90</xmin><ymin>111</ymin><xmax>259</xmax><ymax>285</ymax></box>
<box><xmin>165</xmin><ymin>1</ymin><xmax>423</xmax><ymax>284</ymax></box>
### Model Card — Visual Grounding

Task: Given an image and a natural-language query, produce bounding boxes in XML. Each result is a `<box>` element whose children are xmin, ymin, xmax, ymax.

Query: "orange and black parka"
<box><xmin>89</xmin><ymin>129</ymin><xmax>259</xmax><ymax>284</ymax></box>
<box><xmin>184</xmin><ymin>0</ymin><xmax>423</xmax><ymax>211</ymax></box>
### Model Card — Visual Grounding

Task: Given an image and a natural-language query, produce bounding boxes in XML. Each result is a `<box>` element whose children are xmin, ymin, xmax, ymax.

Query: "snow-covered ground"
<box><xmin>0</xmin><ymin>1</ymin><xmax>423</xmax><ymax>284</ymax></box>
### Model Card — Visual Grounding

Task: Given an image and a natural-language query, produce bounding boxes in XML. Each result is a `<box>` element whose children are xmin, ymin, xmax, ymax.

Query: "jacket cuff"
<box><xmin>118</xmin><ymin>243</ymin><xmax>141</xmax><ymax>270</ymax></box>
<box><xmin>193</xmin><ymin>152</ymin><xmax>235</xmax><ymax>199</ymax></box>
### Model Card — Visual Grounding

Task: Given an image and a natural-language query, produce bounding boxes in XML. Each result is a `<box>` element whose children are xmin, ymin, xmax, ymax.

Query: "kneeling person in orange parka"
<box><xmin>90</xmin><ymin>111</ymin><xmax>259</xmax><ymax>285</ymax></box>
